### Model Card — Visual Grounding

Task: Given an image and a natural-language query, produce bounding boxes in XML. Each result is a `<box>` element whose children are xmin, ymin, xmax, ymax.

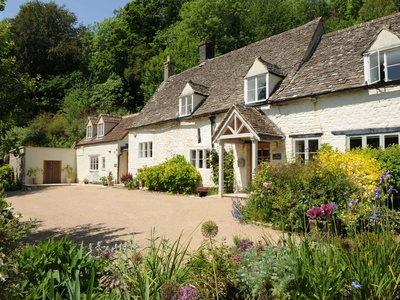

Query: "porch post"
<box><xmin>251</xmin><ymin>138</ymin><xmax>258</xmax><ymax>179</ymax></box>
<box><xmin>218</xmin><ymin>141</ymin><xmax>224</xmax><ymax>198</ymax></box>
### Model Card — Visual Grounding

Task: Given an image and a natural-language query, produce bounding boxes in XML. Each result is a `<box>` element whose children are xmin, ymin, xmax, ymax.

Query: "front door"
<box><xmin>43</xmin><ymin>160</ymin><xmax>61</xmax><ymax>184</ymax></box>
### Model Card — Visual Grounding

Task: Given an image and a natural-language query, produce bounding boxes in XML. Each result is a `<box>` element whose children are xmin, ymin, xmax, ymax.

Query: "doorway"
<box><xmin>43</xmin><ymin>160</ymin><xmax>61</xmax><ymax>184</ymax></box>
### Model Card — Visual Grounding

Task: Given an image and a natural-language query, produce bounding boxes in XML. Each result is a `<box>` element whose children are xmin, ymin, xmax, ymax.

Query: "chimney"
<box><xmin>199</xmin><ymin>41</ymin><xmax>214</xmax><ymax>64</ymax></box>
<box><xmin>164</xmin><ymin>55</ymin><xmax>174</xmax><ymax>80</ymax></box>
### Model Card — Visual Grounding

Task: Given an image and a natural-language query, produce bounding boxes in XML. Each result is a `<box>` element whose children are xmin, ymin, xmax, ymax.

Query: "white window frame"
<box><xmin>179</xmin><ymin>95</ymin><xmax>193</xmax><ymax>117</ymax></box>
<box><xmin>90</xmin><ymin>156</ymin><xmax>99</xmax><ymax>171</ymax></box>
<box><xmin>98</xmin><ymin>123</ymin><xmax>104</xmax><ymax>137</ymax></box>
<box><xmin>102</xmin><ymin>157</ymin><xmax>105</xmax><ymax>170</ymax></box>
<box><xmin>87</xmin><ymin>125</ymin><xmax>92</xmax><ymax>138</ymax></box>
<box><xmin>245</xmin><ymin>73</ymin><xmax>268</xmax><ymax>104</ymax></box>
<box><xmin>364</xmin><ymin>47</ymin><xmax>400</xmax><ymax>84</ymax></box>
<box><xmin>293</xmin><ymin>138</ymin><xmax>320</xmax><ymax>161</ymax></box>
<box><xmin>189</xmin><ymin>149</ymin><xmax>210</xmax><ymax>169</ymax></box>
<box><xmin>139</xmin><ymin>142</ymin><xmax>153</xmax><ymax>158</ymax></box>
<box><xmin>348</xmin><ymin>133</ymin><xmax>400</xmax><ymax>150</ymax></box>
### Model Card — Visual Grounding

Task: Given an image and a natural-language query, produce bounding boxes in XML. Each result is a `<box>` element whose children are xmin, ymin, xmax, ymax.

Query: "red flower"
<box><xmin>306</xmin><ymin>207</ymin><xmax>324</xmax><ymax>219</ymax></box>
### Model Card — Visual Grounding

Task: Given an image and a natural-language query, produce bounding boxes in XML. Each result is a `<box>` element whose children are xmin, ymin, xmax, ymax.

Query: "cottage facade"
<box><xmin>125</xmin><ymin>14</ymin><xmax>400</xmax><ymax>196</ymax></box>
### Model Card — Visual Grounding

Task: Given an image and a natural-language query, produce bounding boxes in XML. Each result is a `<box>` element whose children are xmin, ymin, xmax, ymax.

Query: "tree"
<box><xmin>358</xmin><ymin>0</ymin><xmax>400</xmax><ymax>22</ymax></box>
<box><xmin>10</xmin><ymin>0</ymin><xmax>87</xmax><ymax>77</ymax></box>
<box><xmin>0</xmin><ymin>0</ymin><xmax>6</xmax><ymax>11</ymax></box>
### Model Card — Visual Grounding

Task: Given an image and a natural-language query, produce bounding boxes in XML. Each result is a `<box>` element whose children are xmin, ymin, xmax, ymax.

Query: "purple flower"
<box><xmin>384</xmin><ymin>170</ymin><xmax>391</xmax><ymax>179</ymax></box>
<box><xmin>373</xmin><ymin>188</ymin><xmax>382</xmax><ymax>200</ymax></box>
<box><xmin>175</xmin><ymin>285</ymin><xmax>197</xmax><ymax>300</ymax></box>
<box><xmin>343</xmin><ymin>191</ymin><xmax>349</xmax><ymax>196</ymax></box>
<box><xmin>331</xmin><ymin>202</ymin><xmax>338</xmax><ymax>210</ymax></box>
<box><xmin>351</xmin><ymin>281</ymin><xmax>361</xmax><ymax>289</ymax></box>
<box><xmin>370</xmin><ymin>209</ymin><xmax>379</xmax><ymax>220</ymax></box>
<box><xmin>236</xmin><ymin>239</ymin><xmax>254</xmax><ymax>252</ymax></box>
<box><xmin>306</xmin><ymin>207</ymin><xmax>324</xmax><ymax>219</ymax></box>
<box><xmin>388</xmin><ymin>185</ymin><xmax>398</xmax><ymax>194</ymax></box>
<box><xmin>349</xmin><ymin>198</ymin><xmax>358</xmax><ymax>207</ymax></box>
<box><xmin>321</xmin><ymin>203</ymin><xmax>334</xmax><ymax>216</ymax></box>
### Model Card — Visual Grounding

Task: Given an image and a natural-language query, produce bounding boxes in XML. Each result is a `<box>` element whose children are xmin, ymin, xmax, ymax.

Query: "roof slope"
<box><xmin>76</xmin><ymin>114</ymin><xmax>138</xmax><ymax>146</ymax></box>
<box><xmin>273</xmin><ymin>13</ymin><xmax>400</xmax><ymax>102</ymax></box>
<box><xmin>131</xmin><ymin>18</ymin><xmax>323</xmax><ymax>129</ymax></box>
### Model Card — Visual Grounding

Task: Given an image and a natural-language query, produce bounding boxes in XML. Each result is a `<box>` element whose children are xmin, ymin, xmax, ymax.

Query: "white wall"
<box><xmin>264</xmin><ymin>85</ymin><xmax>400</xmax><ymax>160</ymax></box>
<box><xmin>76</xmin><ymin>137</ymin><xmax>128</xmax><ymax>184</ymax></box>
<box><xmin>129</xmin><ymin>116</ymin><xmax>220</xmax><ymax>187</ymax></box>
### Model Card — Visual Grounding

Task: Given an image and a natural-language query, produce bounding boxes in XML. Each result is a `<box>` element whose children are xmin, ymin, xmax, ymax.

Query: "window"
<box><xmin>190</xmin><ymin>149</ymin><xmax>210</xmax><ymax>169</ymax></box>
<box><xmin>364</xmin><ymin>47</ymin><xmax>400</xmax><ymax>84</ymax></box>
<box><xmin>87</xmin><ymin>125</ymin><xmax>92</xmax><ymax>138</ymax></box>
<box><xmin>102</xmin><ymin>157</ymin><xmax>105</xmax><ymax>170</ymax></box>
<box><xmin>257</xmin><ymin>143</ymin><xmax>270</xmax><ymax>164</ymax></box>
<box><xmin>294</xmin><ymin>138</ymin><xmax>320</xmax><ymax>161</ymax></box>
<box><xmin>348</xmin><ymin>133</ymin><xmax>400</xmax><ymax>150</ymax></box>
<box><xmin>139</xmin><ymin>142</ymin><xmax>153</xmax><ymax>158</ymax></box>
<box><xmin>98</xmin><ymin>123</ymin><xmax>104</xmax><ymax>137</ymax></box>
<box><xmin>179</xmin><ymin>95</ymin><xmax>193</xmax><ymax>117</ymax></box>
<box><xmin>90</xmin><ymin>156</ymin><xmax>99</xmax><ymax>171</ymax></box>
<box><xmin>245</xmin><ymin>74</ymin><xmax>267</xmax><ymax>104</ymax></box>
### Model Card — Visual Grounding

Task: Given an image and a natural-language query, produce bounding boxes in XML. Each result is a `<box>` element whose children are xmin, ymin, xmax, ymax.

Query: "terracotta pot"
<box><xmin>32</xmin><ymin>177</ymin><xmax>38</xmax><ymax>184</ymax></box>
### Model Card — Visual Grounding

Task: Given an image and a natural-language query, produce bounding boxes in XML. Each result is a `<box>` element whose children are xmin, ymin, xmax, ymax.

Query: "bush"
<box><xmin>0</xmin><ymin>164</ymin><xmax>19</xmax><ymax>191</ymax></box>
<box><xmin>136</xmin><ymin>155</ymin><xmax>201</xmax><ymax>194</ymax></box>
<box><xmin>120</xmin><ymin>172</ymin><xmax>133</xmax><ymax>183</ymax></box>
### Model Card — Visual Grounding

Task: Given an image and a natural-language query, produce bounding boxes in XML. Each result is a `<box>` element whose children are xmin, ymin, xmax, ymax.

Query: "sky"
<box><xmin>1</xmin><ymin>0</ymin><xmax>132</xmax><ymax>26</ymax></box>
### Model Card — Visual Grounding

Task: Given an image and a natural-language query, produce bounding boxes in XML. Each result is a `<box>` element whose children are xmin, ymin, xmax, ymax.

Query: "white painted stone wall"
<box><xmin>264</xmin><ymin>85</ymin><xmax>400</xmax><ymax>161</ymax></box>
<box><xmin>129</xmin><ymin>116</ymin><xmax>221</xmax><ymax>187</ymax></box>
<box><xmin>76</xmin><ymin>137</ymin><xmax>128</xmax><ymax>184</ymax></box>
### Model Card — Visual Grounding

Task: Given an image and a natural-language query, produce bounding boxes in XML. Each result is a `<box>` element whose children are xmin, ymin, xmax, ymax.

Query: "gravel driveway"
<box><xmin>6</xmin><ymin>185</ymin><xmax>281</xmax><ymax>249</ymax></box>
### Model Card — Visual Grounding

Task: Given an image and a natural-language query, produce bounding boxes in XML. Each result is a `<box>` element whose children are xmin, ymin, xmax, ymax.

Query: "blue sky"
<box><xmin>1</xmin><ymin>0</ymin><xmax>132</xmax><ymax>26</ymax></box>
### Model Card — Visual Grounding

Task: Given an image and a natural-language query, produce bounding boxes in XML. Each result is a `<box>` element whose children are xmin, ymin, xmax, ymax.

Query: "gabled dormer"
<box><xmin>244</xmin><ymin>57</ymin><xmax>284</xmax><ymax>105</ymax></box>
<box><xmin>96</xmin><ymin>114</ymin><xmax>122</xmax><ymax>139</ymax></box>
<box><xmin>364</xmin><ymin>29</ymin><xmax>400</xmax><ymax>84</ymax></box>
<box><xmin>86</xmin><ymin>117</ymin><xmax>97</xmax><ymax>139</ymax></box>
<box><xmin>179</xmin><ymin>81</ymin><xmax>209</xmax><ymax>117</ymax></box>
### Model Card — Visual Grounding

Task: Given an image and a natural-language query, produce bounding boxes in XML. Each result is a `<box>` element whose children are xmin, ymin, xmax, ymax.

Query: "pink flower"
<box><xmin>321</xmin><ymin>203</ymin><xmax>334</xmax><ymax>216</ymax></box>
<box><xmin>262</xmin><ymin>182</ymin><xmax>272</xmax><ymax>188</ymax></box>
<box><xmin>306</xmin><ymin>207</ymin><xmax>324</xmax><ymax>219</ymax></box>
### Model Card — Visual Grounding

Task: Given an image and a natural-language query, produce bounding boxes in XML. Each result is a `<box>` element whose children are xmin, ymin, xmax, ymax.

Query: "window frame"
<box><xmin>348</xmin><ymin>133</ymin><xmax>400</xmax><ymax>150</ymax></box>
<box><xmin>189</xmin><ymin>149</ymin><xmax>210</xmax><ymax>169</ymax></box>
<box><xmin>98</xmin><ymin>123</ymin><xmax>104</xmax><ymax>137</ymax></box>
<box><xmin>293</xmin><ymin>138</ymin><xmax>320</xmax><ymax>161</ymax></box>
<box><xmin>90</xmin><ymin>156</ymin><xmax>99</xmax><ymax>171</ymax></box>
<box><xmin>87</xmin><ymin>125</ymin><xmax>92</xmax><ymax>139</ymax></box>
<box><xmin>179</xmin><ymin>95</ymin><xmax>193</xmax><ymax>117</ymax></box>
<box><xmin>245</xmin><ymin>73</ymin><xmax>268</xmax><ymax>104</ymax></box>
<box><xmin>139</xmin><ymin>142</ymin><xmax>153</xmax><ymax>158</ymax></box>
<box><xmin>365</xmin><ymin>47</ymin><xmax>400</xmax><ymax>84</ymax></box>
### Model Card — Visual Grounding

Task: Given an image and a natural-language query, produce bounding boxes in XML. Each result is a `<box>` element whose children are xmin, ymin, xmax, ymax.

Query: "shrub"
<box><xmin>136</xmin><ymin>155</ymin><xmax>201</xmax><ymax>194</ymax></box>
<box><xmin>0</xmin><ymin>164</ymin><xmax>18</xmax><ymax>191</ymax></box>
<box><xmin>120</xmin><ymin>172</ymin><xmax>133</xmax><ymax>183</ymax></box>
<box><xmin>208</xmin><ymin>148</ymin><xmax>234</xmax><ymax>193</ymax></box>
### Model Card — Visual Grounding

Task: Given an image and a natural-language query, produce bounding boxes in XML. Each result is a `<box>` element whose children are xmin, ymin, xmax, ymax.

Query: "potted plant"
<box><xmin>27</xmin><ymin>167</ymin><xmax>44</xmax><ymax>184</ymax></box>
<box><xmin>100</xmin><ymin>176</ymin><xmax>108</xmax><ymax>186</ymax></box>
<box><xmin>62</xmin><ymin>165</ymin><xmax>76</xmax><ymax>183</ymax></box>
<box><xmin>107</xmin><ymin>171</ymin><xmax>114</xmax><ymax>186</ymax></box>
<box><xmin>83</xmin><ymin>178</ymin><xmax>89</xmax><ymax>184</ymax></box>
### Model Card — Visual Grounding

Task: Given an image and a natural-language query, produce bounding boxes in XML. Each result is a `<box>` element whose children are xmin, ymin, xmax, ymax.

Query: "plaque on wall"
<box><xmin>272</xmin><ymin>153</ymin><xmax>281</xmax><ymax>160</ymax></box>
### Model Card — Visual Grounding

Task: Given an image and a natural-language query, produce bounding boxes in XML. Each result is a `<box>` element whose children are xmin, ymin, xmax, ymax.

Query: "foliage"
<box><xmin>0</xmin><ymin>164</ymin><xmax>15</xmax><ymax>191</ymax></box>
<box><xmin>0</xmin><ymin>191</ymin><xmax>31</xmax><ymax>298</ymax></box>
<box><xmin>26</xmin><ymin>166</ymin><xmax>44</xmax><ymax>178</ymax></box>
<box><xmin>62</xmin><ymin>164</ymin><xmax>76</xmax><ymax>179</ymax></box>
<box><xmin>120</xmin><ymin>172</ymin><xmax>133</xmax><ymax>182</ymax></box>
<box><xmin>137</xmin><ymin>155</ymin><xmax>201</xmax><ymax>194</ymax></box>
<box><xmin>208</xmin><ymin>148</ymin><xmax>235</xmax><ymax>193</ymax></box>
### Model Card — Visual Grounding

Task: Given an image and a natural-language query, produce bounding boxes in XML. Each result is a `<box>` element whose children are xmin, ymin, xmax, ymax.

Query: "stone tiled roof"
<box><xmin>131</xmin><ymin>18</ymin><xmax>323</xmax><ymax>129</ymax></box>
<box><xmin>272</xmin><ymin>13</ymin><xmax>400</xmax><ymax>102</ymax></box>
<box><xmin>76</xmin><ymin>114</ymin><xmax>138</xmax><ymax>146</ymax></box>
<box><xmin>213</xmin><ymin>103</ymin><xmax>283</xmax><ymax>140</ymax></box>
<box><xmin>87</xmin><ymin>117</ymin><xmax>97</xmax><ymax>126</ymax></box>
<box><xmin>100</xmin><ymin>114</ymin><xmax>123</xmax><ymax>124</ymax></box>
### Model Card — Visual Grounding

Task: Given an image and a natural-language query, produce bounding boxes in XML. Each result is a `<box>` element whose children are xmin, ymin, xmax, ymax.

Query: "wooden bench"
<box><xmin>196</xmin><ymin>187</ymin><xmax>211</xmax><ymax>197</ymax></box>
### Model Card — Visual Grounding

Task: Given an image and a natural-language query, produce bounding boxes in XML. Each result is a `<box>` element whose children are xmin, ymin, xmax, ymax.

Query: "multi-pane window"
<box><xmin>245</xmin><ymin>74</ymin><xmax>267</xmax><ymax>104</ymax></box>
<box><xmin>90</xmin><ymin>156</ymin><xmax>99</xmax><ymax>171</ymax></box>
<box><xmin>365</xmin><ymin>47</ymin><xmax>400</xmax><ymax>84</ymax></box>
<box><xmin>139</xmin><ymin>142</ymin><xmax>153</xmax><ymax>158</ymax></box>
<box><xmin>87</xmin><ymin>126</ymin><xmax>92</xmax><ymax>138</ymax></box>
<box><xmin>294</xmin><ymin>138</ymin><xmax>320</xmax><ymax>161</ymax></box>
<box><xmin>179</xmin><ymin>95</ymin><xmax>193</xmax><ymax>117</ymax></box>
<box><xmin>190</xmin><ymin>149</ymin><xmax>210</xmax><ymax>169</ymax></box>
<box><xmin>348</xmin><ymin>133</ymin><xmax>400</xmax><ymax>150</ymax></box>
<box><xmin>98</xmin><ymin>123</ymin><xmax>104</xmax><ymax>137</ymax></box>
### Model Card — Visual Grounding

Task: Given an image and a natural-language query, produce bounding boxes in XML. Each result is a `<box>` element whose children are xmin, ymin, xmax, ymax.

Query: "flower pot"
<box><xmin>66</xmin><ymin>177</ymin><xmax>72</xmax><ymax>184</ymax></box>
<box><xmin>32</xmin><ymin>177</ymin><xmax>38</xmax><ymax>184</ymax></box>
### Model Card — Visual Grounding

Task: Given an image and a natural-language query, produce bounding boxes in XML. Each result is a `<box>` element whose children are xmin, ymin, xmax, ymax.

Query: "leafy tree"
<box><xmin>0</xmin><ymin>0</ymin><xmax>6</xmax><ymax>11</ymax></box>
<box><xmin>10</xmin><ymin>0</ymin><xmax>87</xmax><ymax>77</ymax></box>
<box><xmin>358</xmin><ymin>0</ymin><xmax>400</xmax><ymax>22</ymax></box>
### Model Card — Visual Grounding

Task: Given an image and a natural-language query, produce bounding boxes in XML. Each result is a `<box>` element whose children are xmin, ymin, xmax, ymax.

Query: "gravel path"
<box><xmin>6</xmin><ymin>185</ymin><xmax>282</xmax><ymax>250</ymax></box>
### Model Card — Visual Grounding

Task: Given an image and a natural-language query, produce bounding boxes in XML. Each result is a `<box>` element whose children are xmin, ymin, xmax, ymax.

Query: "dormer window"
<box><xmin>98</xmin><ymin>123</ymin><xmax>104</xmax><ymax>137</ymax></box>
<box><xmin>364</xmin><ymin>29</ymin><xmax>400</xmax><ymax>84</ymax></box>
<box><xmin>87</xmin><ymin>125</ymin><xmax>92</xmax><ymax>138</ymax></box>
<box><xmin>179</xmin><ymin>95</ymin><xmax>193</xmax><ymax>117</ymax></box>
<box><xmin>245</xmin><ymin>74</ymin><xmax>267</xmax><ymax>103</ymax></box>
<box><xmin>244</xmin><ymin>57</ymin><xmax>283</xmax><ymax>105</ymax></box>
